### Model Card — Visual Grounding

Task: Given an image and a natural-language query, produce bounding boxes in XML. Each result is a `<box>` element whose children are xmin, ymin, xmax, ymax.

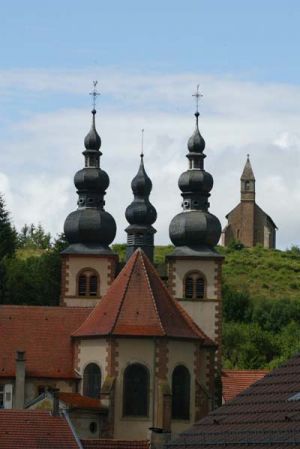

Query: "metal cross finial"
<box><xmin>141</xmin><ymin>129</ymin><xmax>144</xmax><ymax>158</ymax></box>
<box><xmin>192</xmin><ymin>84</ymin><xmax>203</xmax><ymax>113</ymax></box>
<box><xmin>89</xmin><ymin>80</ymin><xmax>100</xmax><ymax>110</ymax></box>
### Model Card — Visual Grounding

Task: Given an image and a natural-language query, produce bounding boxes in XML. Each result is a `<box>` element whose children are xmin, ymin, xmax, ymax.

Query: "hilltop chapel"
<box><xmin>222</xmin><ymin>155</ymin><xmax>277</xmax><ymax>249</ymax></box>
<box><xmin>0</xmin><ymin>91</ymin><xmax>223</xmax><ymax>443</ymax></box>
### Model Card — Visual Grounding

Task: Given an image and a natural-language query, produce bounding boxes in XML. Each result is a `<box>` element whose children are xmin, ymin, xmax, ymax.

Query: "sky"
<box><xmin>0</xmin><ymin>0</ymin><xmax>300</xmax><ymax>249</ymax></box>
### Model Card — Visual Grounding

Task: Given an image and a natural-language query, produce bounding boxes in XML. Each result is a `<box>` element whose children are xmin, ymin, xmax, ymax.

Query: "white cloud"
<box><xmin>1</xmin><ymin>69</ymin><xmax>300</xmax><ymax>249</ymax></box>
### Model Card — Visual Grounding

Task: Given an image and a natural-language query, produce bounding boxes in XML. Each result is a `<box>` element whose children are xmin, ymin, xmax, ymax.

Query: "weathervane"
<box><xmin>192</xmin><ymin>84</ymin><xmax>203</xmax><ymax>114</ymax></box>
<box><xmin>89</xmin><ymin>80</ymin><xmax>100</xmax><ymax>110</ymax></box>
<box><xmin>141</xmin><ymin>129</ymin><xmax>144</xmax><ymax>158</ymax></box>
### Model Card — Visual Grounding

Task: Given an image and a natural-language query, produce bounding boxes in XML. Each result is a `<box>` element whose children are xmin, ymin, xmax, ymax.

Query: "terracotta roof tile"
<box><xmin>222</xmin><ymin>369</ymin><xmax>268</xmax><ymax>402</ymax></box>
<box><xmin>0</xmin><ymin>409</ymin><xmax>80</xmax><ymax>449</ymax></box>
<box><xmin>0</xmin><ymin>306</ymin><xmax>90</xmax><ymax>378</ymax></box>
<box><xmin>167</xmin><ymin>352</ymin><xmax>300</xmax><ymax>448</ymax></box>
<box><xmin>74</xmin><ymin>249</ymin><xmax>213</xmax><ymax>344</ymax></box>
<box><xmin>59</xmin><ymin>392</ymin><xmax>105</xmax><ymax>411</ymax></box>
<box><xmin>81</xmin><ymin>439</ymin><xmax>149</xmax><ymax>449</ymax></box>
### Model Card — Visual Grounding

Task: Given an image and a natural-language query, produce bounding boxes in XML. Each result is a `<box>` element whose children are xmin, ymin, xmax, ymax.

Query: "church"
<box><xmin>0</xmin><ymin>90</ymin><xmax>223</xmax><ymax>443</ymax></box>
<box><xmin>222</xmin><ymin>156</ymin><xmax>277</xmax><ymax>249</ymax></box>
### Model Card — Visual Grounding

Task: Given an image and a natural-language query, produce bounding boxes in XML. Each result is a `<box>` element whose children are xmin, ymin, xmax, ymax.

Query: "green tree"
<box><xmin>0</xmin><ymin>194</ymin><xmax>17</xmax><ymax>302</ymax></box>
<box><xmin>17</xmin><ymin>223</ymin><xmax>51</xmax><ymax>249</ymax></box>
<box><xmin>0</xmin><ymin>194</ymin><xmax>16</xmax><ymax>260</ymax></box>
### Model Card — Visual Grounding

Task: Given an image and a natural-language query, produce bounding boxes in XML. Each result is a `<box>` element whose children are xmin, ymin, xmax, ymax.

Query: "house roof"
<box><xmin>222</xmin><ymin>369</ymin><xmax>268</xmax><ymax>402</ymax></box>
<box><xmin>74</xmin><ymin>249</ymin><xmax>213</xmax><ymax>344</ymax></box>
<box><xmin>59</xmin><ymin>392</ymin><xmax>104</xmax><ymax>411</ymax></box>
<box><xmin>0</xmin><ymin>305</ymin><xmax>91</xmax><ymax>378</ymax></box>
<box><xmin>167</xmin><ymin>352</ymin><xmax>300</xmax><ymax>448</ymax></box>
<box><xmin>81</xmin><ymin>440</ymin><xmax>149</xmax><ymax>449</ymax></box>
<box><xmin>0</xmin><ymin>410</ymin><xmax>80</xmax><ymax>449</ymax></box>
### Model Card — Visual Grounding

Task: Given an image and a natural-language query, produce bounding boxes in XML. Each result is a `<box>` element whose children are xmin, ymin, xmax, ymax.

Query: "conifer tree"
<box><xmin>0</xmin><ymin>194</ymin><xmax>16</xmax><ymax>261</ymax></box>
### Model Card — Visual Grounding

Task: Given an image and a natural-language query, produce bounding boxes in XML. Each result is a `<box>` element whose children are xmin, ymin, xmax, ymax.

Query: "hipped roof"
<box><xmin>73</xmin><ymin>249</ymin><xmax>213</xmax><ymax>344</ymax></box>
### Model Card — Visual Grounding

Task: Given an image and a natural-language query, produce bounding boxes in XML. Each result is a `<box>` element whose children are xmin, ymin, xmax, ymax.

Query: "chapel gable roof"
<box><xmin>0</xmin><ymin>305</ymin><xmax>91</xmax><ymax>378</ymax></box>
<box><xmin>167</xmin><ymin>352</ymin><xmax>300</xmax><ymax>449</ymax></box>
<box><xmin>0</xmin><ymin>409</ymin><xmax>80</xmax><ymax>449</ymax></box>
<box><xmin>241</xmin><ymin>156</ymin><xmax>255</xmax><ymax>181</ymax></box>
<box><xmin>73</xmin><ymin>248</ymin><xmax>213</xmax><ymax>344</ymax></box>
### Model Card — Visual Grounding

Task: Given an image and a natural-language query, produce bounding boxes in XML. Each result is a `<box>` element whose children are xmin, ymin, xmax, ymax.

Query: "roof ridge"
<box><xmin>111</xmin><ymin>251</ymin><xmax>139</xmax><ymax>334</ymax></box>
<box><xmin>140</xmin><ymin>251</ymin><xmax>165</xmax><ymax>336</ymax></box>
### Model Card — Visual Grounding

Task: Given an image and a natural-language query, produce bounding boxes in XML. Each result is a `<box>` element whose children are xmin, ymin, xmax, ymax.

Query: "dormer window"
<box><xmin>78</xmin><ymin>269</ymin><xmax>99</xmax><ymax>297</ymax></box>
<box><xmin>184</xmin><ymin>272</ymin><xmax>206</xmax><ymax>299</ymax></box>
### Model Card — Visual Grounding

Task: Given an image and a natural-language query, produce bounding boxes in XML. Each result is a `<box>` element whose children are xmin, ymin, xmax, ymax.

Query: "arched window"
<box><xmin>78</xmin><ymin>269</ymin><xmax>99</xmax><ymax>297</ymax></box>
<box><xmin>172</xmin><ymin>365</ymin><xmax>190</xmax><ymax>420</ymax></box>
<box><xmin>184</xmin><ymin>272</ymin><xmax>206</xmax><ymax>299</ymax></box>
<box><xmin>83</xmin><ymin>363</ymin><xmax>101</xmax><ymax>399</ymax></box>
<box><xmin>123</xmin><ymin>363</ymin><xmax>149</xmax><ymax>417</ymax></box>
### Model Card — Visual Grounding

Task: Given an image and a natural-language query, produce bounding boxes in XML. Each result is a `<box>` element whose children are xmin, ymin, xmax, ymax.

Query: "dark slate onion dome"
<box><xmin>125</xmin><ymin>153</ymin><xmax>157</xmax><ymax>262</ymax></box>
<box><xmin>63</xmin><ymin>109</ymin><xmax>116</xmax><ymax>254</ymax></box>
<box><xmin>169</xmin><ymin>111</ymin><xmax>222</xmax><ymax>256</ymax></box>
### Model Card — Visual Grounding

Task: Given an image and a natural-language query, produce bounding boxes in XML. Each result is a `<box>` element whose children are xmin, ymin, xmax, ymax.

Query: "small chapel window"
<box><xmin>184</xmin><ymin>272</ymin><xmax>206</xmax><ymax>299</ymax></box>
<box><xmin>78</xmin><ymin>270</ymin><xmax>99</xmax><ymax>297</ymax></box>
<box><xmin>83</xmin><ymin>363</ymin><xmax>101</xmax><ymax>399</ymax></box>
<box><xmin>172</xmin><ymin>365</ymin><xmax>190</xmax><ymax>420</ymax></box>
<box><xmin>123</xmin><ymin>363</ymin><xmax>149</xmax><ymax>417</ymax></box>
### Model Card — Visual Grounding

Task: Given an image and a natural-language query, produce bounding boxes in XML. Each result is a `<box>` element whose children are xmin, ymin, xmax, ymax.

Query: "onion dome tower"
<box><xmin>60</xmin><ymin>83</ymin><xmax>118</xmax><ymax>308</ymax></box>
<box><xmin>169</xmin><ymin>92</ymin><xmax>221</xmax><ymax>256</ymax></box>
<box><xmin>167</xmin><ymin>87</ymin><xmax>223</xmax><ymax>371</ymax></box>
<box><xmin>63</xmin><ymin>104</ymin><xmax>116</xmax><ymax>254</ymax></box>
<box><xmin>125</xmin><ymin>132</ymin><xmax>157</xmax><ymax>262</ymax></box>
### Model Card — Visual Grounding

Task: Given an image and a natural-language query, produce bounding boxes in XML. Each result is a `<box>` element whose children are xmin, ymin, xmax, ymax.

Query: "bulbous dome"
<box><xmin>125</xmin><ymin>200</ymin><xmax>157</xmax><ymax>226</ymax></box>
<box><xmin>74</xmin><ymin>168</ymin><xmax>109</xmax><ymax>192</ymax></box>
<box><xmin>64</xmin><ymin>208</ymin><xmax>116</xmax><ymax>247</ymax></box>
<box><xmin>84</xmin><ymin>110</ymin><xmax>101</xmax><ymax>151</ymax></box>
<box><xmin>187</xmin><ymin>113</ymin><xmax>205</xmax><ymax>153</ymax></box>
<box><xmin>169</xmin><ymin>210</ymin><xmax>221</xmax><ymax>248</ymax></box>
<box><xmin>178</xmin><ymin>169</ymin><xmax>213</xmax><ymax>194</ymax></box>
<box><xmin>131</xmin><ymin>159</ymin><xmax>152</xmax><ymax>196</ymax></box>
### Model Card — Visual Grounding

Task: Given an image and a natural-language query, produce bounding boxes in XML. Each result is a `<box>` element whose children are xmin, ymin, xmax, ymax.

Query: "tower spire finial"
<box><xmin>192</xmin><ymin>84</ymin><xmax>203</xmax><ymax>115</ymax></box>
<box><xmin>141</xmin><ymin>129</ymin><xmax>144</xmax><ymax>158</ymax></box>
<box><xmin>89</xmin><ymin>80</ymin><xmax>100</xmax><ymax>112</ymax></box>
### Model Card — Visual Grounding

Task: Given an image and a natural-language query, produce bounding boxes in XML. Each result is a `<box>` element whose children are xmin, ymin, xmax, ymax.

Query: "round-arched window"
<box><xmin>83</xmin><ymin>363</ymin><xmax>101</xmax><ymax>399</ymax></box>
<box><xmin>184</xmin><ymin>272</ymin><xmax>205</xmax><ymax>299</ymax></box>
<box><xmin>78</xmin><ymin>269</ymin><xmax>99</xmax><ymax>297</ymax></box>
<box><xmin>123</xmin><ymin>363</ymin><xmax>149</xmax><ymax>417</ymax></box>
<box><xmin>172</xmin><ymin>365</ymin><xmax>190</xmax><ymax>419</ymax></box>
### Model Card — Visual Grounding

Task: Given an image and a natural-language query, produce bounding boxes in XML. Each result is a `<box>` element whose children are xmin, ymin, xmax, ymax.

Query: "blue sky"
<box><xmin>1</xmin><ymin>1</ymin><xmax>300</xmax><ymax>248</ymax></box>
<box><xmin>1</xmin><ymin>0</ymin><xmax>300</xmax><ymax>82</ymax></box>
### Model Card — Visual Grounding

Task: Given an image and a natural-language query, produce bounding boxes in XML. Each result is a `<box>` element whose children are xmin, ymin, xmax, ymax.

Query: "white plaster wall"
<box><xmin>114</xmin><ymin>338</ymin><xmax>154</xmax><ymax>440</ymax></box>
<box><xmin>24</xmin><ymin>379</ymin><xmax>74</xmax><ymax>404</ymax></box>
<box><xmin>67</xmin><ymin>256</ymin><xmax>111</xmax><ymax>297</ymax></box>
<box><xmin>78</xmin><ymin>338</ymin><xmax>107</xmax><ymax>392</ymax></box>
<box><xmin>168</xmin><ymin>340</ymin><xmax>195</xmax><ymax>435</ymax></box>
<box><xmin>180</xmin><ymin>301</ymin><xmax>218</xmax><ymax>342</ymax></box>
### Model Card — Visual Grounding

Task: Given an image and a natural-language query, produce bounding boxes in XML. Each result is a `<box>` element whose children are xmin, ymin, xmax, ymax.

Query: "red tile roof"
<box><xmin>0</xmin><ymin>409</ymin><xmax>80</xmax><ymax>449</ymax></box>
<box><xmin>167</xmin><ymin>352</ymin><xmax>300</xmax><ymax>448</ymax></box>
<box><xmin>222</xmin><ymin>369</ymin><xmax>268</xmax><ymax>402</ymax></box>
<box><xmin>0</xmin><ymin>305</ymin><xmax>91</xmax><ymax>378</ymax></box>
<box><xmin>59</xmin><ymin>392</ymin><xmax>105</xmax><ymax>411</ymax></box>
<box><xmin>81</xmin><ymin>440</ymin><xmax>149</xmax><ymax>449</ymax></box>
<box><xmin>74</xmin><ymin>249</ymin><xmax>213</xmax><ymax>344</ymax></box>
